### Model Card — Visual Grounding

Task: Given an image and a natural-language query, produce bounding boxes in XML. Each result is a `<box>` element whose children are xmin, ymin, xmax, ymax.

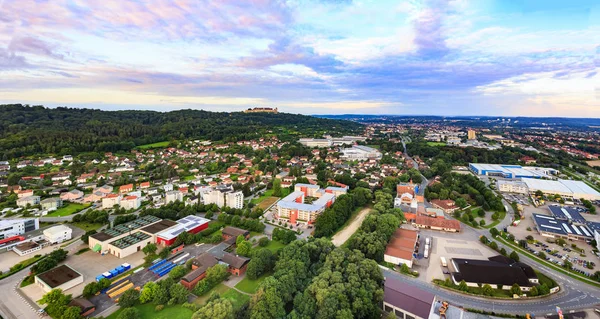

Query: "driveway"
<box><xmin>331</xmin><ymin>207</ymin><xmax>371</xmax><ymax>246</ymax></box>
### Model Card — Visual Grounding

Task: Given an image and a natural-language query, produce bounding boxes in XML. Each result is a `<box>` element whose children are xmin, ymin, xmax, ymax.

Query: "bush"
<box><xmin>258</xmin><ymin>237</ymin><xmax>270</xmax><ymax>247</ymax></box>
<box><xmin>117</xmin><ymin>307</ymin><xmax>140</xmax><ymax>319</ymax></box>
<box><xmin>155</xmin><ymin>305</ymin><xmax>164</xmax><ymax>312</ymax></box>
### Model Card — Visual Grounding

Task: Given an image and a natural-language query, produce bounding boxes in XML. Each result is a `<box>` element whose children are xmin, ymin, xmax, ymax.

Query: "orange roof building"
<box><xmin>384</xmin><ymin>228</ymin><xmax>419</xmax><ymax>268</ymax></box>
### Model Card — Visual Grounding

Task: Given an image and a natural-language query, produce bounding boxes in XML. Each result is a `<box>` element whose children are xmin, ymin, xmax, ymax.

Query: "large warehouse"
<box><xmin>89</xmin><ymin>215</ymin><xmax>162</xmax><ymax>253</ymax></box>
<box><xmin>521</xmin><ymin>179</ymin><xmax>600</xmax><ymax>201</ymax></box>
<box><xmin>469</xmin><ymin>163</ymin><xmax>558</xmax><ymax>179</ymax></box>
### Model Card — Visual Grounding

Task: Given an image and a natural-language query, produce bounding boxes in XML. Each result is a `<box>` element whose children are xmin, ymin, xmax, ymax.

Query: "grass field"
<box><xmin>70</xmin><ymin>222</ymin><xmax>104</xmax><ymax>232</ymax></box>
<box><xmin>106</xmin><ymin>303</ymin><xmax>193</xmax><ymax>319</ymax></box>
<box><xmin>257</xmin><ymin>197</ymin><xmax>279</xmax><ymax>210</ymax></box>
<box><xmin>263</xmin><ymin>240</ymin><xmax>286</xmax><ymax>253</ymax></box>
<box><xmin>426</xmin><ymin>141</ymin><xmax>447</xmax><ymax>146</ymax></box>
<box><xmin>221</xmin><ymin>288</ymin><xmax>250</xmax><ymax>309</ymax></box>
<box><xmin>137</xmin><ymin>141</ymin><xmax>170</xmax><ymax>149</ymax></box>
<box><xmin>251</xmin><ymin>189</ymin><xmax>273</xmax><ymax>205</ymax></box>
<box><xmin>235</xmin><ymin>272</ymin><xmax>271</xmax><ymax>294</ymax></box>
<box><xmin>194</xmin><ymin>283</ymin><xmax>230</xmax><ymax>305</ymax></box>
<box><xmin>45</xmin><ymin>203</ymin><xmax>90</xmax><ymax>217</ymax></box>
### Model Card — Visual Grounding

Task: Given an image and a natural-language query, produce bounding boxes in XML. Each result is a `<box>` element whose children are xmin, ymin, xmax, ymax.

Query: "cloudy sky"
<box><xmin>1</xmin><ymin>0</ymin><xmax>599</xmax><ymax>116</ymax></box>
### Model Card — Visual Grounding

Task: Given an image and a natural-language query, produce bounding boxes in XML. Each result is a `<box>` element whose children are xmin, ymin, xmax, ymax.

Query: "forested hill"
<box><xmin>0</xmin><ymin>104</ymin><xmax>362</xmax><ymax>159</ymax></box>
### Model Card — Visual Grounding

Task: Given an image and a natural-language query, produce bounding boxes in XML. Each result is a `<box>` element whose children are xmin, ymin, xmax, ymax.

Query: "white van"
<box><xmin>440</xmin><ymin>257</ymin><xmax>447</xmax><ymax>267</ymax></box>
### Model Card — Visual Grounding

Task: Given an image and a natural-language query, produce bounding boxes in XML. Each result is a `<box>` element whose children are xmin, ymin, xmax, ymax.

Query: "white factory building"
<box><xmin>522</xmin><ymin>179</ymin><xmax>600</xmax><ymax>201</ymax></box>
<box><xmin>340</xmin><ymin>145</ymin><xmax>382</xmax><ymax>161</ymax></box>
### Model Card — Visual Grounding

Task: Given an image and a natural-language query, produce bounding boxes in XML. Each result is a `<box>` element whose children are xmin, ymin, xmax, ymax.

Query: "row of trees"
<box><xmin>71</xmin><ymin>210</ymin><xmax>109</xmax><ymax>224</ymax></box>
<box><xmin>31</xmin><ymin>249</ymin><xmax>68</xmax><ymax>275</ymax></box>
<box><xmin>314</xmin><ymin>187</ymin><xmax>373</xmax><ymax>238</ymax></box>
<box><xmin>216</xmin><ymin>213</ymin><xmax>265</xmax><ymax>232</ymax></box>
<box><xmin>271</xmin><ymin>227</ymin><xmax>297</xmax><ymax>244</ymax></box>
<box><xmin>347</xmin><ymin>192</ymin><xmax>405</xmax><ymax>262</ymax></box>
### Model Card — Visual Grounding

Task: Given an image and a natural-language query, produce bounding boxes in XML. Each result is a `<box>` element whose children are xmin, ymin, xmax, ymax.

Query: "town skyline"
<box><xmin>1</xmin><ymin>0</ymin><xmax>599</xmax><ymax>117</ymax></box>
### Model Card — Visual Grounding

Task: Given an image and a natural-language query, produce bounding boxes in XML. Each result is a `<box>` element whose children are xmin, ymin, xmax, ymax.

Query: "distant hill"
<box><xmin>0</xmin><ymin>104</ymin><xmax>362</xmax><ymax>159</ymax></box>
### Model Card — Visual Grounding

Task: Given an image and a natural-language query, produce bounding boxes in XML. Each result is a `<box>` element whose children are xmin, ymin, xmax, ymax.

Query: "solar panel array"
<box><xmin>109</xmin><ymin>232</ymin><xmax>151</xmax><ymax>249</ymax></box>
<box><xmin>103</xmin><ymin>215</ymin><xmax>161</xmax><ymax>238</ymax></box>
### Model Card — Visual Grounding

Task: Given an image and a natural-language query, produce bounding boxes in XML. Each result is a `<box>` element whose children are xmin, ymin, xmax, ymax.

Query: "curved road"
<box><xmin>398</xmin><ymin>138</ymin><xmax>600</xmax><ymax>314</ymax></box>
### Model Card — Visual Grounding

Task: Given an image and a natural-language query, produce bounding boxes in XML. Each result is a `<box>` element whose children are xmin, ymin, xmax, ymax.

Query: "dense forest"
<box><xmin>0</xmin><ymin>104</ymin><xmax>362</xmax><ymax>159</ymax></box>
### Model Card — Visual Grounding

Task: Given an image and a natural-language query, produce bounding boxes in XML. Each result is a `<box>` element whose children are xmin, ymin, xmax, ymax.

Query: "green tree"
<box><xmin>529</xmin><ymin>286</ymin><xmax>539</xmax><ymax>297</ymax></box>
<box><xmin>118</xmin><ymin>289</ymin><xmax>140</xmax><ymax>308</ymax></box>
<box><xmin>510</xmin><ymin>284</ymin><xmax>522</xmax><ymax>295</ymax></box>
<box><xmin>250</xmin><ymin>277</ymin><xmax>285</xmax><ymax>319</ymax></box>
<box><xmin>246</xmin><ymin>248</ymin><xmax>275</xmax><ymax>280</ymax></box>
<box><xmin>509</xmin><ymin>251</ymin><xmax>520</xmax><ymax>262</ymax></box>
<box><xmin>40</xmin><ymin>289</ymin><xmax>72</xmax><ymax>317</ymax></box>
<box><xmin>169</xmin><ymin>265</ymin><xmax>188</xmax><ymax>280</ymax></box>
<box><xmin>236</xmin><ymin>240</ymin><xmax>252</xmax><ymax>257</ymax></box>
<box><xmin>272</xmin><ymin>179</ymin><xmax>282</xmax><ymax>197</ymax></box>
<box><xmin>169</xmin><ymin>284</ymin><xmax>189</xmax><ymax>305</ymax></box>
<box><xmin>61</xmin><ymin>306</ymin><xmax>82</xmax><ymax>319</ymax></box>
<box><xmin>140</xmin><ymin>282</ymin><xmax>158</xmax><ymax>304</ymax></box>
<box><xmin>153</xmin><ymin>286</ymin><xmax>170</xmax><ymax>305</ymax></box>
<box><xmin>192</xmin><ymin>297</ymin><xmax>234</xmax><ymax>319</ymax></box>
<box><xmin>481</xmin><ymin>284</ymin><xmax>493</xmax><ymax>296</ymax></box>
<box><xmin>142</xmin><ymin>243</ymin><xmax>157</xmax><ymax>256</ymax></box>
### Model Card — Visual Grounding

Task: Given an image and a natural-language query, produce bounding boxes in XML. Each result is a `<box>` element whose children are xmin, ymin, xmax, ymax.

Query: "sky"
<box><xmin>0</xmin><ymin>0</ymin><xmax>599</xmax><ymax>117</ymax></box>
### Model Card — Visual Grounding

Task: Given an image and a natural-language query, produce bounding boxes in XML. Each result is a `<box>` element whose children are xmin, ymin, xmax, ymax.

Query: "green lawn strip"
<box><xmin>234</xmin><ymin>272</ymin><xmax>272</xmax><ymax>294</ymax></box>
<box><xmin>483</xmin><ymin>210</ymin><xmax>506</xmax><ymax>229</ymax></box>
<box><xmin>136</xmin><ymin>141</ymin><xmax>170</xmax><ymax>150</ymax></box>
<box><xmin>193</xmin><ymin>283</ymin><xmax>230</xmax><ymax>305</ymax></box>
<box><xmin>426</xmin><ymin>142</ymin><xmax>446</xmax><ymax>147</ymax></box>
<box><xmin>263</xmin><ymin>240</ymin><xmax>286</xmax><ymax>253</ymax></box>
<box><xmin>70</xmin><ymin>222</ymin><xmax>104</xmax><ymax>232</ymax></box>
<box><xmin>20</xmin><ymin>275</ymin><xmax>35</xmax><ymax>287</ymax></box>
<box><xmin>45</xmin><ymin>203</ymin><xmax>90</xmax><ymax>217</ymax></box>
<box><xmin>496</xmin><ymin>237</ymin><xmax>600</xmax><ymax>288</ymax></box>
<box><xmin>105</xmin><ymin>303</ymin><xmax>193</xmax><ymax>319</ymax></box>
<box><xmin>0</xmin><ymin>255</ymin><xmax>46</xmax><ymax>280</ymax></box>
<box><xmin>183</xmin><ymin>175</ymin><xmax>196</xmax><ymax>181</ymax></box>
<box><xmin>221</xmin><ymin>288</ymin><xmax>250</xmax><ymax>310</ymax></box>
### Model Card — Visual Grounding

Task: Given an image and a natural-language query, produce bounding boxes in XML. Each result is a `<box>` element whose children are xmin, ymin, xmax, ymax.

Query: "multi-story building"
<box><xmin>0</xmin><ymin>218</ymin><xmax>39</xmax><ymax>240</ymax></box>
<box><xmin>121</xmin><ymin>195</ymin><xmax>141</xmax><ymax>210</ymax></box>
<box><xmin>16</xmin><ymin>196</ymin><xmax>41</xmax><ymax>208</ymax></box>
<box><xmin>276</xmin><ymin>184</ymin><xmax>347</xmax><ymax>224</ymax></box>
<box><xmin>41</xmin><ymin>197</ymin><xmax>63</xmax><ymax>211</ymax></box>
<box><xmin>203</xmin><ymin>188</ymin><xmax>244</xmax><ymax>209</ymax></box>
<box><xmin>467</xmin><ymin>129</ymin><xmax>476</xmax><ymax>140</ymax></box>
<box><xmin>165</xmin><ymin>190</ymin><xmax>183</xmax><ymax>204</ymax></box>
<box><xmin>102</xmin><ymin>193</ymin><xmax>121</xmax><ymax>209</ymax></box>
<box><xmin>497</xmin><ymin>180</ymin><xmax>528</xmax><ymax>194</ymax></box>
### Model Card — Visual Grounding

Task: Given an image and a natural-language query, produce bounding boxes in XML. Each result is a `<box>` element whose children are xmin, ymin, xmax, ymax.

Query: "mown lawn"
<box><xmin>137</xmin><ymin>141</ymin><xmax>170</xmax><ymax>149</ymax></box>
<box><xmin>235</xmin><ymin>272</ymin><xmax>271</xmax><ymax>294</ymax></box>
<box><xmin>106</xmin><ymin>303</ymin><xmax>193</xmax><ymax>319</ymax></box>
<box><xmin>263</xmin><ymin>240</ymin><xmax>286</xmax><ymax>253</ymax></box>
<box><xmin>45</xmin><ymin>203</ymin><xmax>90</xmax><ymax>217</ymax></box>
<box><xmin>222</xmin><ymin>288</ymin><xmax>250</xmax><ymax>309</ymax></box>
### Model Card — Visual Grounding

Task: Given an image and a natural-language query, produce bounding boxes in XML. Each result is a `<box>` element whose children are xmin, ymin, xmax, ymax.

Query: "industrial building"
<box><xmin>0</xmin><ymin>218</ymin><xmax>39</xmax><ymax>240</ymax></box>
<box><xmin>89</xmin><ymin>215</ymin><xmax>162</xmax><ymax>253</ymax></box>
<box><xmin>521</xmin><ymin>179</ymin><xmax>600</xmax><ymax>201</ymax></box>
<box><xmin>35</xmin><ymin>264</ymin><xmax>84</xmax><ymax>293</ymax></box>
<box><xmin>532</xmin><ymin>213</ymin><xmax>594</xmax><ymax>241</ymax></box>
<box><xmin>156</xmin><ymin>215</ymin><xmax>210</xmax><ymax>246</ymax></box>
<box><xmin>384</xmin><ymin>228</ymin><xmax>418</xmax><ymax>268</ymax></box>
<box><xmin>451</xmin><ymin>256</ymin><xmax>538</xmax><ymax>292</ymax></box>
<box><xmin>107</xmin><ymin>231</ymin><xmax>153</xmax><ymax>258</ymax></box>
<box><xmin>383</xmin><ymin>278</ymin><xmax>436</xmax><ymax>319</ymax></box>
<box><xmin>43</xmin><ymin>225</ymin><xmax>72</xmax><ymax>244</ymax></box>
<box><xmin>340</xmin><ymin>145</ymin><xmax>382</xmax><ymax>161</ymax></box>
<box><xmin>276</xmin><ymin>184</ymin><xmax>347</xmax><ymax>224</ymax></box>
<box><xmin>469</xmin><ymin>163</ymin><xmax>558</xmax><ymax>179</ymax></box>
<box><xmin>497</xmin><ymin>180</ymin><xmax>528</xmax><ymax>194</ymax></box>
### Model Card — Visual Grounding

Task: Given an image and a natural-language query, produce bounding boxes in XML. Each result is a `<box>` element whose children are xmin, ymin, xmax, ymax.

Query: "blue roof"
<box><xmin>548</xmin><ymin>205</ymin><xmax>586</xmax><ymax>224</ymax></box>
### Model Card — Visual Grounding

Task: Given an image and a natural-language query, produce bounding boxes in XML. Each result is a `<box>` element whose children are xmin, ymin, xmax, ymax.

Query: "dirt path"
<box><xmin>331</xmin><ymin>207</ymin><xmax>371</xmax><ymax>247</ymax></box>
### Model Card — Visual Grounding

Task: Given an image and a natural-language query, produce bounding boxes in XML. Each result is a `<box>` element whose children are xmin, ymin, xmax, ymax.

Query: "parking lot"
<box><xmin>21</xmin><ymin>242</ymin><xmax>146</xmax><ymax>306</ymax></box>
<box><xmin>502</xmin><ymin>192</ymin><xmax>531</xmax><ymax>206</ymax></box>
<box><xmin>413</xmin><ymin>232</ymin><xmax>497</xmax><ymax>283</ymax></box>
<box><xmin>509</xmin><ymin>205</ymin><xmax>600</xmax><ymax>277</ymax></box>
